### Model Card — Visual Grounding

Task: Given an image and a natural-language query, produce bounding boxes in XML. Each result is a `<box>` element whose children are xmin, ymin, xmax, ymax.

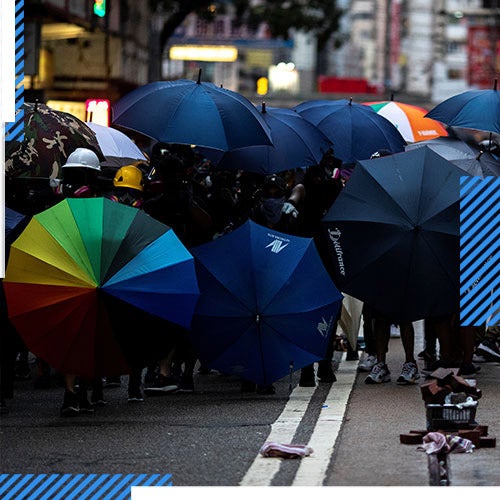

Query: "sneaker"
<box><xmin>144</xmin><ymin>375</ymin><xmax>179</xmax><ymax>395</ymax></box>
<box><xmin>472</xmin><ymin>353</ymin><xmax>488</xmax><ymax>363</ymax></box>
<box><xmin>390</xmin><ymin>324</ymin><xmax>400</xmax><ymax>338</ymax></box>
<box><xmin>476</xmin><ymin>340</ymin><xmax>500</xmax><ymax>363</ymax></box>
<box><xmin>365</xmin><ymin>362</ymin><xmax>391</xmax><ymax>384</ymax></box>
<box><xmin>103</xmin><ymin>376</ymin><xmax>121</xmax><ymax>388</ymax></box>
<box><xmin>128</xmin><ymin>387</ymin><xmax>145</xmax><ymax>403</ymax></box>
<box><xmin>60</xmin><ymin>391</ymin><xmax>80</xmax><ymax>417</ymax></box>
<box><xmin>358</xmin><ymin>354</ymin><xmax>377</xmax><ymax>372</ymax></box>
<box><xmin>396</xmin><ymin>361</ymin><xmax>420</xmax><ymax>385</ymax></box>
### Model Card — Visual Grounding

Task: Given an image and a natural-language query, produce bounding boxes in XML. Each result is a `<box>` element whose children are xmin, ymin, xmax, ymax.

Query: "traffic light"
<box><xmin>93</xmin><ymin>0</ymin><xmax>106</xmax><ymax>17</ymax></box>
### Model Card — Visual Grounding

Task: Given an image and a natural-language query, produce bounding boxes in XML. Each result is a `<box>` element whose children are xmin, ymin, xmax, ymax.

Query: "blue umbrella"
<box><xmin>294</xmin><ymin>98</ymin><xmax>406</xmax><ymax>164</ymax></box>
<box><xmin>112</xmin><ymin>74</ymin><xmax>273</xmax><ymax>151</ymax></box>
<box><xmin>189</xmin><ymin>220</ymin><xmax>343</xmax><ymax>386</ymax></box>
<box><xmin>406</xmin><ymin>136</ymin><xmax>500</xmax><ymax>178</ymax></box>
<box><xmin>199</xmin><ymin>104</ymin><xmax>333</xmax><ymax>174</ymax></box>
<box><xmin>322</xmin><ymin>146</ymin><xmax>467</xmax><ymax>322</ymax></box>
<box><xmin>425</xmin><ymin>81</ymin><xmax>500</xmax><ymax>134</ymax></box>
<box><xmin>5</xmin><ymin>207</ymin><xmax>27</xmax><ymax>242</ymax></box>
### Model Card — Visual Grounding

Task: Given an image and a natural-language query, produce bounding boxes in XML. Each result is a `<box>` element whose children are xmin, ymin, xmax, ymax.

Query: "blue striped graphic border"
<box><xmin>0</xmin><ymin>474</ymin><xmax>172</xmax><ymax>500</ymax></box>
<box><xmin>4</xmin><ymin>0</ymin><xmax>24</xmax><ymax>142</ymax></box>
<box><xmin>460</xmin><ymin>176</ymin><xmax>500</xmax><ymax>327</ymax></box>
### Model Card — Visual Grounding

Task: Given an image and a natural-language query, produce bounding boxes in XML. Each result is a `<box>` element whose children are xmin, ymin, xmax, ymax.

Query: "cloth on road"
<box><xmin>259</xmin><ymin>441</ymin><xmax>313</xmax><ymax>459</ymax></box>
<box><xmin>417</xmin><ymin>432</ymin><xmax>474</xmax><ymax>454</ymax></box>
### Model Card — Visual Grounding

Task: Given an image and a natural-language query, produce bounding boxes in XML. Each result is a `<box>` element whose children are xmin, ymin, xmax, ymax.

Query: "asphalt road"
<box><xmin>2</xmin><ymin>322</ymin><xmax>500</xmax><ymax>490</ymax></box>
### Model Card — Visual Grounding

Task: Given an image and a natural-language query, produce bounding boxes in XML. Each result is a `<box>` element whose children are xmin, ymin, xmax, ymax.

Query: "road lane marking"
<box><xmin>292</xmin><ymin>358</ymin><xmax>358</xmax><ymax>485</ymax></box>
<box><xmin>239</xmin><ymin>385</ymin><xmax>316</xmax><ymax>486</ymax></box>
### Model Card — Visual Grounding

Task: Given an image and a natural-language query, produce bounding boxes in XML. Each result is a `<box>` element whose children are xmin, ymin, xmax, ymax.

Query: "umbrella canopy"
<box><xmin>5</xmin><ymin>102</ymin><xmax>104</xmax><ymax>179</ymax></box>
<box><xmin>5</xmin><ymin>207</ymin><xmax>27</xmax><ymax>242</ymax></box>
<box><xmin>425</xmin><ymin>82</ymin><xmax>500</xmax><ymax>134</ymax></box>
<box><xmin>294</xmin><ymin>99</ymin><xmax>406</xmax><ymax>164</ymax></box>
<box><xmin>322</xmin><ymin>146</ymin><xmax>467</xmax><ymax>322</ymax></box>
<box><xmin>3</xmin><ymin>197</ymin><xmax>200</xmax><ymax>377</ymax></box>
<box><xmin>189</xmin><ymin>220</ymin><xmax>343</xmax><ymax>386</ymax></box>
<box><xmin>406</xmin><ymin>137</ymin><xmax>500</xmax><ymax>178</ymax></box>
<box><xmin>112</xmin><ymin>77</ymin><xmax>273</xmax><ymax>151</ymax></box>
<box><xmin>199</xmin><ymin>104</ymin><xmax>333</xmax><ymax>174</ymax></box>
<box><xmin>85</xmin><ymin>122</ymin><xmax>148</xmax><ymax>168</ymax></box>
<box><xmin>363</xmin><ymin>100</ymin><xmax>448</xmax><ymax>143</ymax></box>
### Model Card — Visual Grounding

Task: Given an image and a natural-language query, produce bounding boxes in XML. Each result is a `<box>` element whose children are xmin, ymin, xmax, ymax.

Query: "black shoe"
<box><xmin>60</xmin><ymin>391</ymin><xmax>80</xmax><ymax>417</ymax></box>
<box><xmin>128</xmin><ymin>386</ymin><xmax>145</xmax><ymax>403</ymax></box>
<box><xmin>1</xmin><ymin>399</ymin><xmax>9</xmax><ymax>415</ymax></box>
<box><xmin>346</xmin><ymin>350</ymin><xmax>359</xmax><ymax>361</ymax></box>
<box><xmin>317</xmin><ymin>364</ymin><xmax>337</xmax><ymax>383</ymax></box>
<box><xmin>299</xmin><ymin>365</ymin><xmax>316</xmax><ymax>387</ymax></box>
<box><xmin>177</xmin><ymin>375</ymin><xmax>195</xmax><ymax>393</ymax></box>
<box><xmin>256</xmin><ymin>384</ymin><xmax>275</xmax><ymax>395</ymax></box>
<box><xmin>90</xmin><ymin>388</ymin><xmax>107</xmax><ymax>406</ymax></box>
<box><xmin>458</xmin><ymin>363</ymin><xmax>481</xmax><ymax>376</ymax></box>
<box><xmin>240</xmin><ymin>380</ymin><xmax>257</xmax><ymax>393</ymax></box>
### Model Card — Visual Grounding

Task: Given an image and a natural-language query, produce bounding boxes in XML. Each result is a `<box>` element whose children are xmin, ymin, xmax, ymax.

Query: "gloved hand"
<box><xmin>282</xmin><ymin>201</ymin><xmax>299</xmax><ymax>218</ymax></box>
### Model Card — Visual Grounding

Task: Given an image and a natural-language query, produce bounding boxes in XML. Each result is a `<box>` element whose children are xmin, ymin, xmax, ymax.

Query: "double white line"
<box><xmin>240</xmin><ymin>357</ymin><xmax>358</xmax><ymax>486</ymax></box>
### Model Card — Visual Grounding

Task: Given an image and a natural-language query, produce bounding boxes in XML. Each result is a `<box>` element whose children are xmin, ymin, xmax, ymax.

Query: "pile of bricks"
<box><xmin>400</xmin><ymin>367</ymin><xmax>496</xmax><ymax>448</ymax></box>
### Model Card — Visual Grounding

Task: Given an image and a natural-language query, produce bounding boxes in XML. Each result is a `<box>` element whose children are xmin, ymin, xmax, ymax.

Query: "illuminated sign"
<box><xmin>94</xmin><ymin>0</ymin><xmax>106</xmax><ymax>18</ymax></box>
<box><xmin>169</xmin><ymin>45</ymin><xmax>238</xmax><ymax>62</ymax></box>
<box><xmin>86</xmin><ymin>99</ymin><xmax>110</xmax><ymax>126</ymax></box>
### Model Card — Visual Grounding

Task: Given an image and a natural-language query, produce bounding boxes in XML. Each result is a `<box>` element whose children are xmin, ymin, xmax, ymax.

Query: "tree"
<box><xmin>147</xmin><ymin>0</ymin><xmax>344</xmax><ymax>80</ymax></box>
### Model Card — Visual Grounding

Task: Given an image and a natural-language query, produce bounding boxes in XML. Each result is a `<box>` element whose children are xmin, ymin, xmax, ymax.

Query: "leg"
<box><xmin>397</xmin><ymin>322</ymin><xmax>420</xmax><ymax>385</ymax></box>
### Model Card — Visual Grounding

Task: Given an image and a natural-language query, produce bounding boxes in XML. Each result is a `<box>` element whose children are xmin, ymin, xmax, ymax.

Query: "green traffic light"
<box><xmin>94</xmin><ymin>0</ymin><xmax>106</xmax><ymax>17</ymax></box>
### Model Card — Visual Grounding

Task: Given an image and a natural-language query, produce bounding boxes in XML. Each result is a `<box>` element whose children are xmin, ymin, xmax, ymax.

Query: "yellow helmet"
<box><xmin>113</xmin><ymin>165</ymin><xmax>144</xmax><ymax>192</ymax></box>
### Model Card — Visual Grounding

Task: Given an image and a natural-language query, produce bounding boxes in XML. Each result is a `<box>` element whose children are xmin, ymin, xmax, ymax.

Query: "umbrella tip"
<box><xmin>197</xmin><ymin>68</ymin><xmax>202</xmax><ymax>84</ymax></box>
<box><xmin>262</xmin><ymin>102</ymin><xmax>266</xmax><ymax>113</ymax></box>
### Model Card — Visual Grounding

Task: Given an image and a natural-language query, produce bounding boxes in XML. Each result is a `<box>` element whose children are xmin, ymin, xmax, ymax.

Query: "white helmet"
<box><xmin>62</xmin><ymin>148</ymin><xmax>101</xmax><ymax>171</ymax></box>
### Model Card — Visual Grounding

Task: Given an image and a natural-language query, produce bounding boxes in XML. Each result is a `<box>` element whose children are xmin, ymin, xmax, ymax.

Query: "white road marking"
<box><xmin>240</xmin><ymin>356</ymin><xmax>359</xmax><ymax>486</ymax></box>
<box><xmin>292</xmin><ymin>358</ymin><xmax>358</xmax><ymax>485</ymax></box>
<box><xmin>239</xmin><ymin>385</ymin><xmax>316</xmax><ymax>486</ymax></box>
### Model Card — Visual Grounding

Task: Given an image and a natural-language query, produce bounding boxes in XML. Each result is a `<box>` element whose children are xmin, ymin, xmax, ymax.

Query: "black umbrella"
<box><xmin>321</xmin><ymin>146</ymin><xmax>467</xmax><ymax>322</ymax></box>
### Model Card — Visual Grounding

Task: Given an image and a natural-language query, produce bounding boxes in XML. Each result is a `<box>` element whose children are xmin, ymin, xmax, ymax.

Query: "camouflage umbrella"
<box><xmin>5</xmin><ymin>102</ymin><xmax>104</xmax><ymax>179</ymax></box>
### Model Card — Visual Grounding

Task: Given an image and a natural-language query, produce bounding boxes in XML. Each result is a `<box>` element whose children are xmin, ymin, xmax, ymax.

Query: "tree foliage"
<box><xmin>148</xmin><ymin>0</ymin><xmax>344</xmax><ymax>57</ymax></box>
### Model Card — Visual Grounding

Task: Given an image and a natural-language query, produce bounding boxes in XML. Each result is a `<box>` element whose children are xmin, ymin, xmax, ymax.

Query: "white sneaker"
<box><xmin>365</xmin><ymin>362</ymin><xmax>391</xmax><ymax>384</ymax></box>
<box><xmin>390</xmin><ymin>324</ymin><xmax>400</xmax><ymax>338</ymax></box>
<box><xmin>396</xmin><ymin>361</ymin><xmax>420</xmax><ymax>385</ymax></box>
<box><xmin>358</xmin><ymin>354</ymin><xmax>377</xmax><ymax>372</ymax></box>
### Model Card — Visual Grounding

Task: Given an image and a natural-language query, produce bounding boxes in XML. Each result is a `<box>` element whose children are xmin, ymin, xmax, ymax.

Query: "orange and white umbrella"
<box><xmin>363</xmin><ymin>100</ymin><xmax>448</xmax><ymax>143</ymax></box>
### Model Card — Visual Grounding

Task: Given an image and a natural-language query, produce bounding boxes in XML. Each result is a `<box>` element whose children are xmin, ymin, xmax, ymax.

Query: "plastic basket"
<box><xmin>426</xmin><ymin>404</ymin><xmax>477</xmax><ymax>431</ymax></box>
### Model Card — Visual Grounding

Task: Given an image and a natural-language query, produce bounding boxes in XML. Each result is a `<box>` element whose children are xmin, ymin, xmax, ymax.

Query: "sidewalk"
<box><xmin>325</xmin><ymin>321</ymin><xmax>500</xmax><ymax>486</ymax></box>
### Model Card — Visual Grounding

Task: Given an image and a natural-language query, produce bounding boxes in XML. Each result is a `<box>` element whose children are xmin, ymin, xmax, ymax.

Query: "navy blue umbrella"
<box><xmin>112</xmin><ymin>75</ymin><xmax>272</xmax><ymax>151</ymax></box>
<box><xmin>199</xmin><ymin>104</ymin><xmax>333</xmax><ymax>174</ymax></box>
<box><xmin>406</xmin><ymin>136</ymin><xmax>500</xmax><ymax>178</ymax></box>
<box><xmin>294</xmin><ymin>99</ymin><xmax>406</xmax><ymax>164</ymax></box>
<box><xmin>425</xmin><ymin>81</ymin><xmax>500</xmax><ymax>134</ymax></box>
<box><xmin>322</xmin><ymin>146</ymin><xmax>467</xmax><ymax>322</ymax></box>
<box><xmin>189</xmin><ymin>220</ymin><xmax>343</xmax><ymax>385</ymax></box>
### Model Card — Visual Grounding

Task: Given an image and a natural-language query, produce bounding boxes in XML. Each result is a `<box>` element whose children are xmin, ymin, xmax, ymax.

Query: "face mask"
<box><xmin>261</xmin><ymin>196</ymin><xmax>285</xmax><ymax>225</ymax></box>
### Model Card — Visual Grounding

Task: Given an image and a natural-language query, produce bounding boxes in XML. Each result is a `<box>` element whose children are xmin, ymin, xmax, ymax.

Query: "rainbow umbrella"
<box><xmin>3</xmin><ymin>198</ymin><xmax>200</xmax><ymax>377</ymax></box>
<box><xmin>364</xmin><ymin>100</ymin><xmax>448</xmax><ymax>143</ymax></box>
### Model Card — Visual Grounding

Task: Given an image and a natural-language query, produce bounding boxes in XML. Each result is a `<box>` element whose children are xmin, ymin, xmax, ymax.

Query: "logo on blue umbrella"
<box><xmin>266</xmin><ymin>233</ymin><xmax>290</xmax><ymax>253</ymax></box>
